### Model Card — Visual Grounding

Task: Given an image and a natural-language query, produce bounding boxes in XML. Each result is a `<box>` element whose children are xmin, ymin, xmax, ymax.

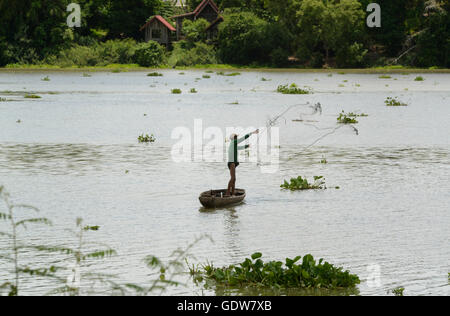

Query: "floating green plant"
<box><xmin>138</xmin><ymin>134</ymin><xmax>156</xmax><ymax>143</ymax></box>
<box><xmin>147</xmin><ymin>72</ymin><xmax>163</xmax><ymax>77</ymax></box>
<box><xmin>179</xmin><ymin>72</ymin><xmax>185</xmax><ymax>75</ymax></box>
<box><xmin>277</xmin><ymin>84</ymin><xmax>312</xmax><ymax>95</ymax></box>
<box><xmin>337</xmin><ymin>111</ymin><xmax>359</xmax><ymax>124</ymax></box>
<box><xmin>379</xmin><ymin>75</ymin><xmax>392</xmax><ymax>79</ymax></box>
<box><xmin>0</xmin><ymin>97</ymin><xmax>7</xmax><ymax>102</ymax></box>
<box><xmin>196</xmin><ymin>253</ymin><xmax>360</xmax><ymax>289</ymax></box>
<box><xmin>281</xmin><ymin>176</ymin><xmax>326</xmax><ymax>190</ymax></box>
<box><xmin>83</xmin><ymin>73</ymin><xmax>92</xmax><ymax>77</ymax></box>
<box><xmin>338</xmin><ymin>84</ymin><xmax>345</xmax><ymax>87</ymax></box>
<box><xmin>24</xmin><ymin>94</ymin><xmax>41</xmax><ymax>99</ymax></box>
<box><xmin>190</xmin><ymin>88</ymin><xmax>198</xmax><ymax>93</ymax></box>
<box><xmin>205</xmin><ymin>70</ymin><xmax>214</xmax><ymax>73</ymax></box>
<box><xmin>202</xmin><ymin>75</ymin><xmax>211</xmax><ymax>79</ymax></box>
<box><xmin>320</xmin><ymin>157</ymin><xmax>328</xmax><ymax>164</ymax></box>
<box><xmin>41</xmin><ymin>76</ymin><xmax>50</xmax><ymax>81</ymax></box>
<box><xmin>385</xmin><ymin>97</ymin><xmax>407</xmax><ymax>106</ymax></box>
<box><xmin>217</xmin><ymin>72</ymin><xmax>241</xmax><ymax>76</ymax></box>
<box><xmin>390</xmin><ymin>287</ymin><xmax>405</xmax><ymax>296</ymax></box>
<box><xmin>414</xmin><ymin>76</ymin><xmax>424</xmax><ymax>81</ymax></box>
<box><xmin>261</xmin><ymin>77</ymin><xmax>271</xmax><ymax>82</ymax></box>
<box><xmin>171</xmin><ymin>88</ymin><xmax>182</xmax><ymax>94</ymax></box>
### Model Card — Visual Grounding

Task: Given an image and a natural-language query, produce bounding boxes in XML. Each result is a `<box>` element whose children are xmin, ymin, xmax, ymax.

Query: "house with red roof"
<box><xmin>140</xmin><ymin>15</ymin><xmax>176</xmax><ymax>46</ymax></box>
<box><xmin>140</xmin><ymin>0</ymin><xmax>222</xmax><ymax>45</ymax></box>
<box><xmin>172</xmin><ymin>0</ymin><xmax>221</xmax><ymax>40</ymax></box>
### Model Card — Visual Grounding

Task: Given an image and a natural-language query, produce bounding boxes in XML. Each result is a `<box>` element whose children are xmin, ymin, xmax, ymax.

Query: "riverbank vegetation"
<box><xmin>0</xmin><ymin>1</ymin><xmax>448</xmax><ymax>69</ymax></box>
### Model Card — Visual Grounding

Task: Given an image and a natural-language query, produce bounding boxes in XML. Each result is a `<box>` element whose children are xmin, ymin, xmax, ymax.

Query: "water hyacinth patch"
<box><xmin>171</xmin><ymin>88</ymin><xmax>182</xmax><ymax>94</ymax></box>
<box><xmin>138</xmin><ymin>134</ymin><xmax>156</xmax><ymax>143</ymax></box>
<box><xmin>190</xmin><ymin>88</ymin><xmax>198</xmax><ymax>93</ymax></box>
<box><xmin>385</xmin><ymin>97</ymin><xmax>407</xmax><ymax>106</ymax></box>
<box><xmin>24</xmin><ymin>94</ymin><xmax>41</xmax><ymax>99</ymax></box>
<box><xmin>277</xmin><ymin>84</ymin><xmax>312</xmax><ymax>95</ymax></box>
<box><xmin>198</xmin><ymin>253</ymin><xmax>360</xmax><ymax>289</ymax></box>
<box><xmin>337</xmin><ymin>111</ymin><xmax>358</xmax><ymax>124</ymax></box>
<box><xmin>147</xmin><ymin>72</ymin><xmax>163</xmax><ymax>77</ymax></box>
<box><xmin>281</xmin><ymin>176</ymin><xmax>326</xmax><ymax>190</ymax></box>
<box><xmin>414</xmin><ymin>76</ymin><xmax>424</xmax><ymax>81</ymax></box>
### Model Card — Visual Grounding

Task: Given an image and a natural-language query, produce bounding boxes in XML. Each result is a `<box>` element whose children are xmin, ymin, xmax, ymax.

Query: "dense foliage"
<box><xmin>0</xmin><ymin>0</ymin><xmax>448</xmax><ymax>68</ymax></box>
<box><xmin>200</xmin><ymin>252</ymin><xmax>360</xmax><ymax>289</ymax></box>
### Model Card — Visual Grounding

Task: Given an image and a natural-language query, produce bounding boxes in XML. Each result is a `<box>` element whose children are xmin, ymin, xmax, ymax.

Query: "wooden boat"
<box><xmin>199</xmin><ymin>189</ymin><xmax>246</xmax><ymax>208</ymax></box>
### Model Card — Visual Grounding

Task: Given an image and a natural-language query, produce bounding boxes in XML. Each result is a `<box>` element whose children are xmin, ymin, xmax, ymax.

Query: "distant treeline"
<box><xmin>0</xmin><ymin>0</ymin><xmax>448</xmax><ymax>68</ymax></box>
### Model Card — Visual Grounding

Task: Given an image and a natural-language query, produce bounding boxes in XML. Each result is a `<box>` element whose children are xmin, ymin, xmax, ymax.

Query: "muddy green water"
<box><xmin>0</xmin><ymin>70</ymin><xmax>449</xmax><ymax>295</ymax></box>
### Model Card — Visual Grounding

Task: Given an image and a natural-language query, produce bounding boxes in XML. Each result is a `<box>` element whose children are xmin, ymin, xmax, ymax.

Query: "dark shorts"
<box><xmin>228</xmin><ymin>162</ymin><xmax>239</xmax><ymax>169</ymax></box>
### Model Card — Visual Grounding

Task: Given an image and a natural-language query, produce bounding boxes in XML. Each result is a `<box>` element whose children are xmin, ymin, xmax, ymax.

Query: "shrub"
<box><xmin>134</xmin><ymin>41</ymin><xmax>165</xmax><ymax>67</ymax></box>
<box><xmin>168</xmin><ymin>42</ymin><xmax>218</xmax><ymax>67</ymax></box>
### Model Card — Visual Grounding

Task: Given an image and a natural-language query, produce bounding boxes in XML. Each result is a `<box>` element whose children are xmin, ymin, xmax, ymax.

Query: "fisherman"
<box><xmin>226</xmin><ymin>129</ymin><xmax>259</xmax><ymax>196</ymax></box>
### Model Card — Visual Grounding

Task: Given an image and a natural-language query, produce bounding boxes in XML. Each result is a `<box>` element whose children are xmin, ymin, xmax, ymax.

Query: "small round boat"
<box><xmin>199</xmin><ymin>189</ymin><xmax>246</xmax><ymax>208</ymax></box>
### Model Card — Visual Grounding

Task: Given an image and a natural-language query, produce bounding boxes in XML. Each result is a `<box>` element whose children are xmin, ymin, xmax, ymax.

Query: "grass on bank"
<box><xmin>1</xmin><ymin>64</ymin><xmax>449</xmax><ymax>74</ymax></box>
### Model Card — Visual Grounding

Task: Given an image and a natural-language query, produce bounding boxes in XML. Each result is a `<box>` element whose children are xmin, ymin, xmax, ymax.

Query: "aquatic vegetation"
<box><xmin>111</xmin><ymin>69</ymin><xmax>121</xmax><ymax>73</ymax></box>
<box><xmin>171</xmin><ymin>88</ymin><xmax>182</xmax><ymax>94</ymax></box>
<box><xmin>82</xmin><ymin>73</ymin><xmax>92</xmax><ymax>77</ymax></box>
<box><xmin>24</xmin><ymin>94</ymin><xmax>41</xmax><ymax>99</ymax></box>
<box><xmin>277</xmin><ymin>84</ymin><xmax>312</xmax><ymax>95</ymax></box>
<box><xmin>379</xmin><ymin>75</ymin><xmax>392</xmax><ymax>79</ymax></box>
<box><xmin>261</xmin><ymin>77</ymin><xmax>271</xmax><ymax>82</ymax></box>
<box><xmin>338</xmin><ymin>84</ymin><xmax>345</xmax><ymax>87</ymax></box>
<box><xmin>414</xmin><ymin>76</ymin><xmax>424</xmax><ymax>81</ymax></box>
<box><xmin>337</xmin><ymin>111</ymin><xmax>359</xmax><ymax>124</ymax></box>
<box><xmin>147</xmin><ymin>72</ymin><xmax>163</xmax><ymax>77</ymax></box>
<box><xmin>41</xmin><ymin>76</ymin><xmax>50</xmax><ymax>81</ymax></box>
<box><xmin>320</xmin><ymin>157</ymin><xmax>328</xmax><ymax>164</ymax></box>
<box><xmin>138</xmin><ymin>133</ymin><xmax>156</xmax><ymax>143</ymax></box>
<box><xmin>205</xmin><ymin>70</ymin><xmax>214</xmax><ymax>73</ymax></box>
<box><xmin>217</xmin><ymin>72</ymin><xmax>241</xmax><ymax>76</ymax></box>
<box><xmin>390</xmin><ymin>287</ymin><xmax>405</xmax><ymax>296</ymax></box>
<box><xmin>281</xmin><ymin>176</ymin><xmax>326</xmax><ymax>191</ymax></box>
<box><xmin>190</xmin><ymin>88</ymin><xmax>198</xmax><ymax>93</ymax></box>
<box><xmin>179</xmin><ymin>72</ymin><xmax>185</xmax><ymax>75</ymax></box>
<box><xmin>343</xmin><ymin>80</ymin><xmax>348</xmax><ymax>83</ymax></box>
<box><xmin>202</xmin><ymin>75</ymin><xmax>211</xmax><ymax>79</ymax></box>
<box><xmin>385</xmin><ymin>97</ymin><xmax>408</xmax><ymax>106</ymax></box>
<box><xmin>0</xmin><ymin>97</ymin><xmax>7</xmax><ymax>102</ymax></box>
<box><xmin>196</xmin><ymin>253</ymin><xmax>360</xmax><ymax>289</ymax></box>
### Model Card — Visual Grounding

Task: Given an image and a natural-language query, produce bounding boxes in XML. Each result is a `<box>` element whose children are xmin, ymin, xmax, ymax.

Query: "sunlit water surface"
<box><xmin>0</xmin><ymin>70</ymin><xmax>449</xmax><ymax>296</ymax></box>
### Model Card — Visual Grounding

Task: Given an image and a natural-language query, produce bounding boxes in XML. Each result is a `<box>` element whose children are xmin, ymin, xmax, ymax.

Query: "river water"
<box><xmin>0</xmin><ymin>70</ymin><xmax>449</xmax><ymax>296</ymax></box>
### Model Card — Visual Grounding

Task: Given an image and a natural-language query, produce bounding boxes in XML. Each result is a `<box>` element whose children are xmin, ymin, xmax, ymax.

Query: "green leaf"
<box><xmin>251</xmin><ymin>252</ymin><xmax>262</xmax><ymax>260</ymax></box>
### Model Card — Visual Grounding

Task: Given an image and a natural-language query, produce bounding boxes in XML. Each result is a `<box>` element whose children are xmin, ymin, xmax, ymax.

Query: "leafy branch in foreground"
<box><xmin>0</xmin><ymin>185</ymin><xmax>54</xmax><ymax>296</ymax></box>
<box><xmin>194</xmin><ymin>253</ymin><xmax>360</xmax><ymax>290</ymax></box>
<box><xmin>281</xmin><ymin>176</ymin><xmax>326</xmax><ymax>191</ymax></box>
<box><xmin>36</xmin><ymin>218</ymin><xmax>118</xmax><ymax>296</ymax></box>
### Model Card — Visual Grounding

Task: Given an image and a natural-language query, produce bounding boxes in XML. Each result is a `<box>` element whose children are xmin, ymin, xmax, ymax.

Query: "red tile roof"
<box><xmin>140</xmin><ymin>15</ymin><xmax>176</xmax><ymax>32</ymax></box>
<box><xmin>172</xmin><ymin>0</ymin><xmax>219</xmax><ymax>19</ymax></box>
